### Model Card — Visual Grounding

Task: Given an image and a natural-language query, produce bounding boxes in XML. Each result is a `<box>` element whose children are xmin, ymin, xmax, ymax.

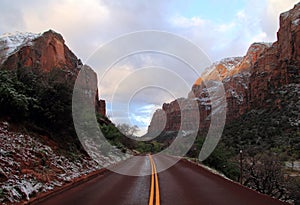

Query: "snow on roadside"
<box><xmin>184</xmin><ymin>157</ymin><xmax>231</xmax><ymax>180</ymax></box>
<box><xmin>0</xmin><ymin>121</ymin><xmax>120</xmax><ymax>204</ymax></box>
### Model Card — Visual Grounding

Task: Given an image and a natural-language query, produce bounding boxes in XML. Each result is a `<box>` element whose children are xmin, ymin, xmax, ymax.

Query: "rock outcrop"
<box><xmin>0</xmin><ymin>30</ymin><xmax>81</xmax><ymax>73</ymax></box>
<box><xmin>250</xmin><ymin>3</ymin><xmax>300</xmax><ymax>108</ymax></box>
<box><xmin>148</xmin><ymin>3</ymin><xmax>300</xmax><ymax>134</ymax></box>
<box><xmin>0</xmin><ymin>29</ymin><xmax>106</xmax><ymax>116</ymax></box>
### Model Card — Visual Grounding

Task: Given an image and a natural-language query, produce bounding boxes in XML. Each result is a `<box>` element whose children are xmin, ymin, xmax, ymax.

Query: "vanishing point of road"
<box><xmin>34</xmin><ymin>155</ymin><xmax>288</xmax><ymax>205</ymax></box>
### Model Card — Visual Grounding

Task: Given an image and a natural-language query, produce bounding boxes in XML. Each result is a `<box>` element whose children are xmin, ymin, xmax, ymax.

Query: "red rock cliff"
<box><xmin>148</xmin><ymin>3</ymin><xmax>300</xmax><ymax>134</ymax></box>
<box><xmin>0</xmin><ymin>30</ymin><xmax>106</xmax><ymax>117</ymax></box>
<box><xmin>1</xmin><ymin>30</ymin><xmax>81</xmax><ymax>73</ymax></box>
<box><xmin>250</xmin><ymin>3</ymin><xmax>300</xmax><ymax>108</ymax></box>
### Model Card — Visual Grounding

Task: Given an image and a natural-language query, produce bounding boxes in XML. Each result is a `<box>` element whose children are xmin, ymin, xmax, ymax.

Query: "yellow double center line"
<box><xmin>148</xmin><ymin>155</ymin><xmax>160</xmax><ymax>205</ymax></box>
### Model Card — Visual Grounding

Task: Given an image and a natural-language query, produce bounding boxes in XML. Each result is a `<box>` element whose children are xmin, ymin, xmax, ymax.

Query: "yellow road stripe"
<box><xmin>148</xmin><ymin>155</ymin><xmax>160</xmax><ymax>205</ymax></box>
<box><xmin>148</xmin><ymin>155</ymin><xmax>155</xmax><ymax>205</ymax></box>
<box><xmin>153</xmin><ymin>158</ymin><xmax>160</xmax><ymax>205</ymax></box>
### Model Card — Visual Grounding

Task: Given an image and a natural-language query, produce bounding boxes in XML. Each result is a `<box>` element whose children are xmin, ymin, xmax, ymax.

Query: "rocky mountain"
<box><xmin>0</xmin><ymin>30</ymin><xmax>112</xmax><ymax>204</ymax></box>
<box><xmin>0</xmin><ymin>30</ymin><xmax>80</xmax><ymax>73</ymax></box>
<box><xmin>0</xmin><ymin>29</ymin><xmax>106</xmax><ymax>116</ymax></box>
<box><xmin>148</xmin><ymin>3</ymin><xmax>300</xmax><ymax>134</ymax></box>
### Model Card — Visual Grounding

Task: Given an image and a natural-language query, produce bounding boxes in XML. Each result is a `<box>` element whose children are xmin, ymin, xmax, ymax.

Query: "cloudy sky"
<box><xmin>0</xmin><ymin>0</ymin><xmax>298</xmax><ymax>135</ymax></box>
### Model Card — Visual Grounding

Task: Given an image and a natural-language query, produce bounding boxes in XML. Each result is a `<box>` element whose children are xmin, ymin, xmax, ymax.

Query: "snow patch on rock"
<box><xmin>0</xmin><ymin>32</ymin><xmax>41</xmax><ymax>64</ymax></box>
<box><xmin>218</xmin><ymin>57</ymin><xmax>243</xmax><ymax>71</ymax></box>
<box><xmin>292</xmin><ymin>18</ymin><xmax>300</xmax><ymax>26</ymax></box>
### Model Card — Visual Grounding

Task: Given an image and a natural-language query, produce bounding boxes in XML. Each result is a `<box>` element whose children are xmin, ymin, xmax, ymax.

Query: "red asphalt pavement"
<box><xmin>34</xmin><ymin>155</ymin><xmax>289</xmax><ymax>205</ymax></box>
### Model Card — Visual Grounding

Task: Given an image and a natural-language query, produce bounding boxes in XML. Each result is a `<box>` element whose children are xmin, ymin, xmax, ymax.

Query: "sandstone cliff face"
<box><xmin>0</xmin><ymin>30</ymin><xmax>81</xmax><ymax>73</ymax></box>
<box><xmin>0</xmin><ymin>30</ymin><xmax>106</xmax><ymax>116</ymax></box>
<box><xmin>250</xmin><ymin>3</ymin><xmax>300</xmax><ymax>108</ymax></box>
<box><xmin>148</xmin><ymin>3</ymin><xmax>300</xmax><ymax>134</ymax></box>
<box><xmin>148</xmin><ymin>98</ymin><xmax>203</xmax><ymax>134</ymax></box>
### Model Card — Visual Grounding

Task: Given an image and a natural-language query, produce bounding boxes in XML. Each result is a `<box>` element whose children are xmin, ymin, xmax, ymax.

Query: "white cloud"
<box><xmin>24</xmin><ymin>0</ymin><xmax>109</xmax><ymax>30</ymax></box>
<box><xmin>129</xmin><ymin>104</ymin><xmax>162</xmax><ymax>136</ymax></box>
<box><xmin>251</xmin><ymin>32</ymin><xmax>268</xmax><ymax>43</ymax></box>
<box><xmin>21</xmin><ymin>0</ymin><xmax>110</xmax><ymax>58</ymax></box>
<box><xmin>2</xmin><ymin>0</ymin><xmax>298</xmax><ymax>62</ymax></box>
<box><xmin>171</xmin><ymin>16</ymin><xmax>206</xmax><ymax>27</ymax></box>
<box><xmin>99</xmin><ymin>64</ymin><xmax>134</xmax><ymax>102</ymax></box>
<box><xmin>261</xmin><ymin>0</ymin><xmax>299</xmax><ymax>40</ymax></box>
<box><xmin>237</xmin><ymin>10</ymin><xmax>247</xmax><ymax>20</ymax></box>
<box><xmin>216</xmin><ymin>22</ymin><xmax>236</xmax><ymax>32</ymax></box>
<box><xmin>131</xmin><ymin>112</ymin><xmax>152</xmax><ymax>127</ymax></box>
<box><xmin>1</xmin><ymin>0</ymin><xmax>171</xmax><ymax>61</ymax></box>
<box><xmin>0</xmin><ymin>1</ymin><xmax>26</xmax><ymax>32</ymax></box>
<box><xmin>169</xmin><ymin>0</ymin><xmax>299</xmax><ymax>60</ymax></box>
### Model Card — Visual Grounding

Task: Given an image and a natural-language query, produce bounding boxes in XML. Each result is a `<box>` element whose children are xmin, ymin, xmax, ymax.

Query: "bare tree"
<box><xmin>117</xmin><ymin>123</ymin><xmax>139</xmax><ymax>137</ymax></box>
<box><xmin>243</xmin><ymin>151</ymin><xmax>289</xmax><ymax>200</ymax></box>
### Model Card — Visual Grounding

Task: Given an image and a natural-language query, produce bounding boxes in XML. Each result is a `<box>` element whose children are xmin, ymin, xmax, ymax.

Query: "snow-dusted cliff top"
<box><xmin>0</xmin><ymin>32</ymin><xmax>41</xmax><ymax>64</ymax></box>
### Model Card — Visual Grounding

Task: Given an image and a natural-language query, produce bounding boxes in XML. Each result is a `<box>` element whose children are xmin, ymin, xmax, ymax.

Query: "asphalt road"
<box><xmin>35</xmin><ymin>155</ymin><xmax>288</xmax><ymax>205</ymax></box>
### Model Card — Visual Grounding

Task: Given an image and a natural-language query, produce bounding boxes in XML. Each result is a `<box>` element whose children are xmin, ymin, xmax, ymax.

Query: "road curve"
<box><xmin>35</xmin><ymin>155</ymin><xmax>288</xmax><ymax>205</ymax></box>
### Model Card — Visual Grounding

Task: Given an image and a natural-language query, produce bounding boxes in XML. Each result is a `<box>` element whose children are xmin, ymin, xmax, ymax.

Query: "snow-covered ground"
<box><xmin>0</xmin><ymin>121</ymin><xmax>123</xmax><ymax>204</ymax></box>
<box><xmin>285</xmin><ymin>161</ymin><xmax>300</xmax><ymax>172</ymax></box>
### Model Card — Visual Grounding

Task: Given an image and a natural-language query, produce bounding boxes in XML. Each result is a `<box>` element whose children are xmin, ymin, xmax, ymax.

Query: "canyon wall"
<box><xmin>148</xmin><ymin>3</ymin><xmax>300</xmax><ymax>134</ymax></box>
